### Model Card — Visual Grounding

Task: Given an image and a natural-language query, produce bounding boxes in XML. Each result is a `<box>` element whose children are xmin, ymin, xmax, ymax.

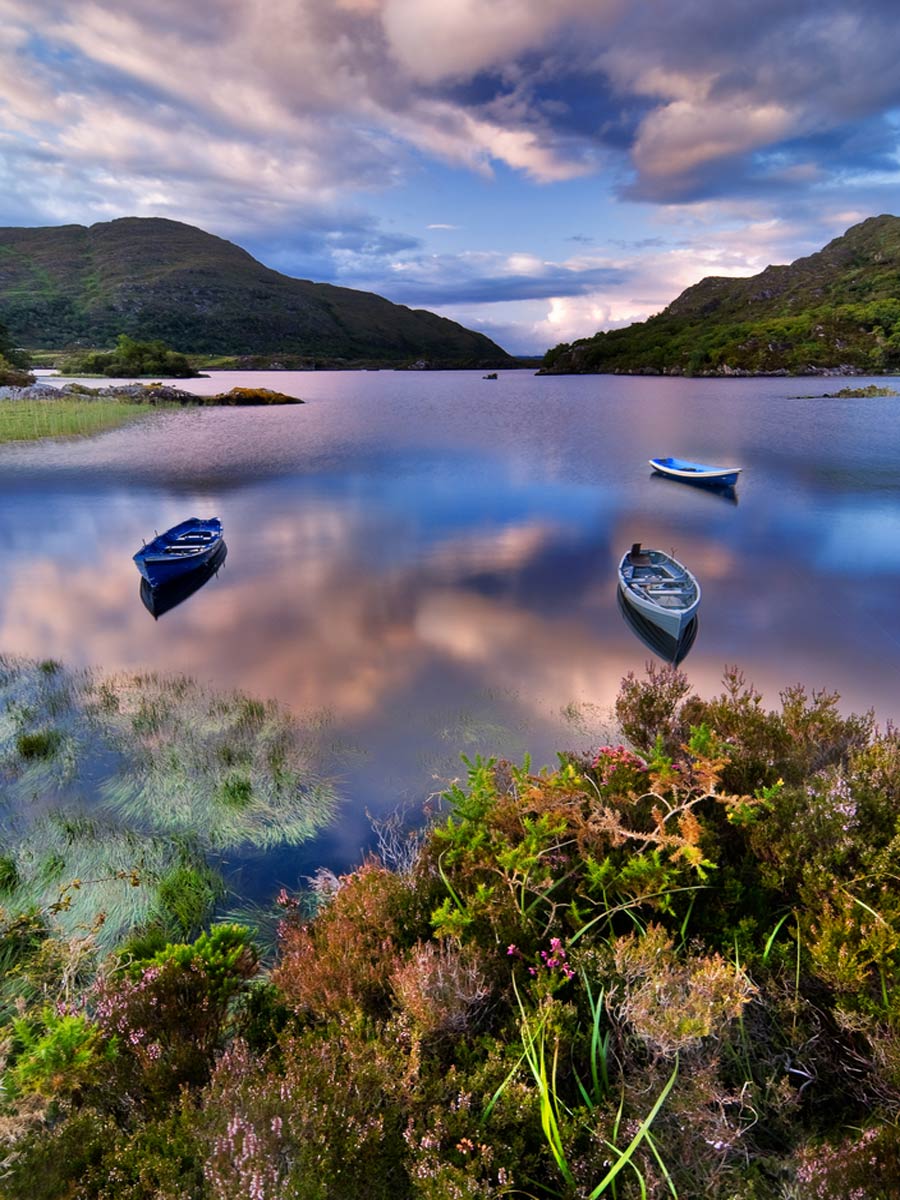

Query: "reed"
<box><xmin>0</xmin><ymin>397</ymin><xmax>147</xmax><ymax>443</ymax></box>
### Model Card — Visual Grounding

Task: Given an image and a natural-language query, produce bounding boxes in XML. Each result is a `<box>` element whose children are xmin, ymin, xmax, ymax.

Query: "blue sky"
<box><xmin>2</xmin><ymin>1</ymin><xmax>900</xmax><ymax>353</ymax></box>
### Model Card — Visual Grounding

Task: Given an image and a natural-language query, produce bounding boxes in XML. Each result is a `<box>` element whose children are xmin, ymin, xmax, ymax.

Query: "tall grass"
<box><xmin>0</xmin><ymin>397</ymin><xmax>148</xmax><ymax>443</ymax></box>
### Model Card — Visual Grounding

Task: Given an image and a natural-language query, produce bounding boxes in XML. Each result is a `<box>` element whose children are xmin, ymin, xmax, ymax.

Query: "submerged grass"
<box><xmin>0</xmin><ymin>397</ymin><xmax>148</xmax><ymax>443</ymax></box>
<box><xmin>0</xmin><ymin>656</ymin><xmax>340</xmax><ymax>947</ymax></box>
<box><xmin>0</xmin><ymin>812</ymin><xmax>207</xmax><ymax>952</ymax></box>
<box><xmin>94</xmin><ymin>672</ymin><xmax>338</xmax><ymax>849</ymax></box>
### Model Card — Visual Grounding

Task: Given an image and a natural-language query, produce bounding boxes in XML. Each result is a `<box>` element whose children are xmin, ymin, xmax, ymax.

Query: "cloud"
<box><xmin>2</xmin><ymin>0</ymin><xmax>900</xmax><ymax>356</ymax></box>
<box><xmin>4</xmin><ymin>0</ymin><xmax>898</xmax><ymax>228</ymax></box>
<box><xmin>338</xmin><ymin>248</ymin><xmax>624</xmax><ymax>306</ymax></box>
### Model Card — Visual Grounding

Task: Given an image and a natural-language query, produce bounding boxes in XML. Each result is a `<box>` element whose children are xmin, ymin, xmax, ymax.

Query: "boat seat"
<box><xmin>628</xmin><ymin>542</ymin><xmax>652</xmax><ymax>566</ymax></box>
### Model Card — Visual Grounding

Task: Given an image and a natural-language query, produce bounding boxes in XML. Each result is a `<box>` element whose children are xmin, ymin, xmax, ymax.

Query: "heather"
<box><xmin>2</xmin><ymin>663</ymin><xmax>900</xmax><ymax>1198</ymax></box>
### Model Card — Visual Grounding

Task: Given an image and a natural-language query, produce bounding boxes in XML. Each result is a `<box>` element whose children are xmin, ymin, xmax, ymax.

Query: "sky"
<box><xmin>2</xmin><ymin>1</ymin><xmax>900</xmax><ymax>354</ymax></box>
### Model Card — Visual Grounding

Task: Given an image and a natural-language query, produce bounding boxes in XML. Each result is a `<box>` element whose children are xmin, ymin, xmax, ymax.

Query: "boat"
<box><xmin>617</xmin><ymin>585</ymin><xmax>698</xmax><ymax>665</ymax></box>
<box><xmin>617</xmin><ymin>543</ymin><xmax>701</xmax><ymax>638</ymax></box>
<box><xmin>133</xmin><ymin>516</ymin><xmax>224</xmax><ymax>589</ymax></box>
<box><xmin>649</xmin><ymin>456</ymin><xmax>742</xmax><ymax>487</ymax></box>
<box><xmin>140</xmin><ymin>541</ymin><xmax>227</xmax><ymax>618</ymax></box>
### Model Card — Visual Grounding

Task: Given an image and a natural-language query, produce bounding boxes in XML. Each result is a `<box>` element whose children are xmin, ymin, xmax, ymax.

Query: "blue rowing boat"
<box><xmin>133</xmin><ymin>516</ymin><xmax>224</xmax><ymax>589</ymax></box>
<box><xmin>649</xmin><ymin>456</ymin><xmax>742</xmax><ymax>487</ymax></box>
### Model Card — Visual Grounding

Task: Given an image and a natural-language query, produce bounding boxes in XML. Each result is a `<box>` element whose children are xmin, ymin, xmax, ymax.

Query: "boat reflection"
<box><xmin>140</xmin><ymin>541</ymin><xmax>228</xmax><ymax>619</ymax></box>
<box><xmin>617</xmin><ymin>586</ymin><xmax>698</xmax><ymax>665</ymax></box>
<box><xmin>648</xmin><ymin>471</ymin><xmax>738</xmax><ymax>505</ymax></box>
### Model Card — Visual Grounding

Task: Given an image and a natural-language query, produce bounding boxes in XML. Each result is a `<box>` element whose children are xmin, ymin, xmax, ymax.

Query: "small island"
<box><xmin>823</xmin><ymin>384</ymin><xmax>897</xmax><ymax>398</ymax></box>
<box><xmin>795</xmin><ymin>383</ymin><xmax>899</xmax><ymax>398</ymax></box>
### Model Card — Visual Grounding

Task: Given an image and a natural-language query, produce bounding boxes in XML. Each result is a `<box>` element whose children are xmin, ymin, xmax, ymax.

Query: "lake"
<box><xmin>3</xmin><ymin>369</ymin><xmax>899</xmax><ymax>900</ymax></box>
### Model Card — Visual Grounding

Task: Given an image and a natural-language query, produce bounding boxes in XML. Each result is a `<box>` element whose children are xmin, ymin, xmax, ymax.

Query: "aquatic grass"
<box><xmin>154</xmin><ymin>862</ymin><xmax>225</xmax><ymax>938</ymax></box>
<box><xmin>0</xmin><ymin>659</ymin><xmax>337</xmax><ymax>852</ymax></box>
<box><xmin>92</xmin><ymin>672</ymin><xmax>338</xmax><ymax>849</ymax></box>
<box><xmin>0</xmin><ymin>810</ymin><xmax>210</xmax><ymax>951</ymax></box>
<box><xmin>0</xmin><ymin>657</ymin><xmax>341</xmax><ymax>960</ymax></box>
<box><xmin>0</xmin><ymin>658</ymin><xmax>95</xmax><ymax>805</ymax></box>
<box><xmin>0</xmin><ymin>397</ymin><xmax>148</xmax><ymax>443</ymax></box>
<box><xmin>15</xmin><ymin>729</ymin><xmax>62</xmax><ymax>760</ymax></box>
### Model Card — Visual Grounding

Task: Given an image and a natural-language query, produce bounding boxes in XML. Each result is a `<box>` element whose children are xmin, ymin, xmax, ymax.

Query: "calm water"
<box><xmin>4</xmin><ymin>370</ymin><xmax>900</xmax><ymax>894</ymax></box>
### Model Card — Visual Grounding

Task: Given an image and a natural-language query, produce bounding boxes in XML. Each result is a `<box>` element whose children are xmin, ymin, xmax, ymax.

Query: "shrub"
<box><xmin>5</xmin><ymin>1008</ymin><xmax>113</xmax><ymax>1106</ymax></box>
<box><xmin>274</xmin><ymin>863</ymin><xmax>413</xmax><ymax>1019</ymax></box>
<box><xmin>93</xmin><ymin>925</ymin><xmax>258</xmax><ymax>1110</ymax></box>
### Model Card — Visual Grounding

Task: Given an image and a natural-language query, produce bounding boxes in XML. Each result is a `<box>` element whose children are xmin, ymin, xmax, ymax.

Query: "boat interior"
<box><xmin>161</xmin><ymin>528</ymin><xmax>219</xmax><ymax>553</ymax></box>
<box><xmin>621</xmin><ymin>545</ymin><xmax>697</xmax><ymax>610</ymax></box>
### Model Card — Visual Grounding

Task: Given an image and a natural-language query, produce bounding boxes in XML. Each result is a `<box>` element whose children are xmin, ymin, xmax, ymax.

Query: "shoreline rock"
<box><xmin>0</xmin><ymin>383</ymin><xmax>303</xmax><ymax>405</ymax></box>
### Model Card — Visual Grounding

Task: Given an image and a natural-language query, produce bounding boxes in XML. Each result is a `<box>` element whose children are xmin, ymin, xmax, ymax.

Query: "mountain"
<box><xmin>541</xmin><ymin>214</ymin><xmax>900</xmax><ymax>376</ymax></box>
<box><xmin>0</xmin><ymin>217</ymin><xmax>513</xmax><ymax>367</ymax></box>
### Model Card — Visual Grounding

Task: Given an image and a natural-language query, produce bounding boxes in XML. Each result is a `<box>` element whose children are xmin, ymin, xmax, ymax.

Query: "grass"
<box><xmin>0</xmin><ymin>656</ymin><xmax>340</xmax><ymax>949</ymax></box>
<box><xmin>0</xmin><ymin>397</ymin><xmax>148</xmax><ymax>443</ymax></box>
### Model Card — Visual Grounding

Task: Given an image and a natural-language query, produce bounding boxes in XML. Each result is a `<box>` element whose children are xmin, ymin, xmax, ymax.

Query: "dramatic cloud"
<box><xmin>1</xmin><ymin>0</ymin><xmax>899</xmax><ymax>349</ymax></box>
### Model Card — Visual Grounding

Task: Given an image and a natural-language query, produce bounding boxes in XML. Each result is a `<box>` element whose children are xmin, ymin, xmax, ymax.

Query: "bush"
<box><xmin>62</xmin><ymin>335</ymin><xmax>198</xmax><ymax>379</ymax></box>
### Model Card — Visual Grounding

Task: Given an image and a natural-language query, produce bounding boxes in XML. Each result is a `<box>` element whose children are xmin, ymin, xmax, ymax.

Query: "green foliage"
<box><xmin>154</xmin><ymin>862</ymin><xmax>223</xmax><ymax>937</ymax></box>
<box><xmin>14</xmin><ymin>728</ymin><xmax>61</xmax><ymax>760</ymax></box>
<box><xmin>540</xmin><ymin>214</ymin><xmax>900</xmax><ymax>374</ymax></box>
<box><xmin>136</xmin><ymin>923</ymin><xmax>259</xmax><ymax>1002</ymax></box>
<box><xmin>0</xmin><ymin>1110</ymin><xmax>119</xmax><ymax>1200</ymax></box>
<box><xmin>62</xmin><ymin>333</ymin><xmax>198</xmax><ymax>378</ymax></box>
<box><xmin>0</xmin><ymin>319</ymin><xmax>30</xmax><ymax>368</ymax></box>
<box><xmin>0</xmin><ymin>217</ymin><xmax>513</xmax><ymax>364</ymax></box>
<box><xmin>0</xmin><ymin>396</ymin><xmax>144</xmax><ymax>443</ymax></box>
<box><xmin>0</xmin><ymin>353</ymin><xmax>34</xmax><ymax>386</ymax></box>
<box><xmin>0</xmin><ymin>319</ymin><xmax>32</xmax><ymax>382</ymax></box>
<box><xmin>5</xmin><ymin>1007</ymin><xmax>114</xmax><ymax>1103</ymax></box>
<box><xmin>830</xmin><ymin>384</ymin><xmax>898</xmax><ymax>397</ymax></box>
<box><xmin>2</xmin><ymin>662</ymin><xmax>900</xmax><ymax>1197</ymax></box>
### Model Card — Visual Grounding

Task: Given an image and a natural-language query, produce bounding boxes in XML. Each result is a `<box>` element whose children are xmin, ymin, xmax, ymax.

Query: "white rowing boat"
<box><xmin>617</xmin><ymin>543</ymin><xmax>701</xmax><ymax>638</ymax></box>
<box><xmin>649</xmin><ymin>457</ymin><xmax>741</xmax><ymax>487</ymax></box>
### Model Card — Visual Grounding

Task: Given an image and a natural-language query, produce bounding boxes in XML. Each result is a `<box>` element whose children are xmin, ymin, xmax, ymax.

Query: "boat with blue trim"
<box><xmin>133</xmin><ymin>516</ymin><xmax>224</xmax><ymax>589</ymax></box>
<box><xmin>649</xmin><ymin>456</ymin><xmax>742</xmax><ymax>487</ymax></box>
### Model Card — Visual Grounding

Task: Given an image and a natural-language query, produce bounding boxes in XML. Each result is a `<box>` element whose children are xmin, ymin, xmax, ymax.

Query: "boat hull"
<box><xmin>617</xmin><ymin>547</ymin><xmax>701</xmax><ymax>638</ymax></box>
<box><xmin>618</xmin><ymin>579</ymin><xmax>699</xmax><ymax>638</ymax></box>
<box><xmin>140</xmin><ymin>542</ymin><xmax>227</xmax><ymax>617</ymax></box>
<box><xmin>649</xmin><ymin>457</ymin><xmax>741</xmax><ymax>487</ymax></box>
<box><xmin>133</xmin><ymin>517</ymin><xmax>224</xmax><ymax>589</ymax></box>
<box><xmin>617</xmin><ymin>586</ymin><xmax>698</xmax><ymax>664</ymax></box>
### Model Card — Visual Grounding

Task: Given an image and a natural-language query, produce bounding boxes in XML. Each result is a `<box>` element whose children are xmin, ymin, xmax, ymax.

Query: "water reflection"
<box><xmin>617</xmin><ymin>586</ymin><xmax>699</xmax><ymax>665</ymax></box>
<box><xmin>2</xmin><ymin>370</ymin><xmax>900</xmax><ymax>891</ymax></box>
<box><xmin>648</xmin><ymin>471</ymin><xmax>738</xmax><ymax>505</ymax></box>
<box><xmin>140</xmin><ymin>541</ymin><xmax>228</xmax><ymax>619</ymax></box>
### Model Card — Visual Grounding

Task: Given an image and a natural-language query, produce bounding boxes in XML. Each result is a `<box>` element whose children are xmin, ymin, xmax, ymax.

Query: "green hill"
<box><xmin>542</xmin><ymin>214</ymin><xmax>900</xmax><ymax>376</ymax></box>
<box><xmin>0</xmin><ymin>217</ymin><xmax>513</xmax><ymax>367</ymax></box>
